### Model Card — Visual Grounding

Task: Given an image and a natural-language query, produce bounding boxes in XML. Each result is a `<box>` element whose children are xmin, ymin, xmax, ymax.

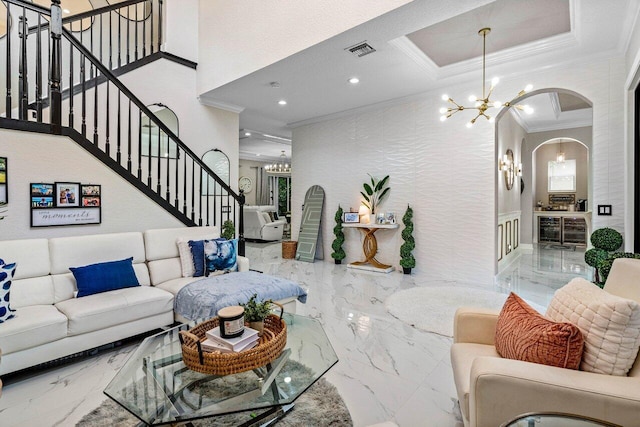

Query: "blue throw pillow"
<box><xmin>0</xmin><ymin>259</ymin><xmax>17</xmax><ymax>323</ymax></box>
<box><xmin>70</xmin><ymin>257</ymin><xmax>140</xmax><ymax>298</ymax></box>
<box><xmin>189</xmin><ymin>237</ymin><xmax>226</xmax><ymax>277</ymax></box>
<box><xmin>204</xmin><ymin>238</ymin><xmax>238</xmax><ymax>274</ymax></box>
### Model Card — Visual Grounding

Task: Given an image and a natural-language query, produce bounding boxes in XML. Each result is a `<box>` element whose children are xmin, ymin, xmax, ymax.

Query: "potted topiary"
<box><xmin>240</xmin><ymin>293</ymin><xmax>273</xmax><ymax>336</ymax></box>
<box><xmin>400</xmin><ymin>204</ymin><xmax>415</xmax><ymax>274</ymax></box>
<box><xmin>584</xmin><ymin>227</ymin><xmax>623</xmax><ymax>286</ymax></box>
<box><xmin>331</xmin><ymin>205</ymin><xmax>346</xmax><ymax>264</ymax></box>
<box><xmin>221</xmin><ymin>219</ymin><xmax>235</xmax><ymax>240</ymax></box>
<box><xmin>361</xmin><ymin>174</ymin><xmax>390</xmax><ymax>219</ymax></box>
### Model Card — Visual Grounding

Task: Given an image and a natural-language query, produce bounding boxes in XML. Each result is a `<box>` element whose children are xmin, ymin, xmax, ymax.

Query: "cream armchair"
<box><xmin>451</xmin><ymin>258</ymin><xmax>640</xmax><ymax>427</ymax></box>
<box><xmin>243</xmin><ymin>206</ymin><xmax>287</xmax><ymax>241</ymax></box>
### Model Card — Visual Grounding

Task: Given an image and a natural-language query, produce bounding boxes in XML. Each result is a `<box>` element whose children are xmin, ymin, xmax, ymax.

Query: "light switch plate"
<box><xmin>598</xmin><ymin>205</ymin><xmax>612</xmax><ymax>216</ymax></box>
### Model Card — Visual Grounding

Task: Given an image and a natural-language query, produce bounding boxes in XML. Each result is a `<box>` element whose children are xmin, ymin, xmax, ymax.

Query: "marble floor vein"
<box><xmin>0</xmin><ymin>243</ymin><xmax>590</xmax><ymax>427</ymax></box>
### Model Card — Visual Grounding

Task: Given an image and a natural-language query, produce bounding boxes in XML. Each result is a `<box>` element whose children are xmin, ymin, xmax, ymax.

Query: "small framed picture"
<box><xmin>31</xmin><ymin>183</ymin><xmax>54</xmax><ymax>197</ymax></box>
<box><xmin>32</xmin><ymin>196</ymin><xmax>54</xmax><ymax>208</ymax></box>
<box><xmin>376</xmin><ymin>212</ymin><xmax>385</xmax><ymax>224</ymax></box>
<box><xmin>343</xmin><ymin>212</ymin><xmax>360</xmax><ymax>223</ymax></box>
<box><xmin>81</xmin><ymin>184</ymin><xmax>101</xmax><ymax>196</ymax></box>
<box><xmin>82</xmin><ymin>196</ymin><xmax>100</xmax><ymax>207</ymax></box>
<box><xmin>386</xmin><ymin>212</ymin><xmax>396</xmax><ymax>224</ymax></box>
<box><xmin>55</xmin><ymin>182</ymin><xmax>81</xmax><ymax>207</ymax></box>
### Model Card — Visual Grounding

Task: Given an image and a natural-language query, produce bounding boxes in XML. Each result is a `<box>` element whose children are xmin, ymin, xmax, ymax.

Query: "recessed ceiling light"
<box><xmin>63</xmin><ymin>8</ymin><xmax>70</xmax><ymax>13</ymax></box>
<box><xmin>270</xmin><ymin>82</ymin><xmax>281</xmax><ymax>88</ymax></box>
<box><xmin>244</xmin><ymin>132</ymin><xmax>251</xmax><ymax>136</ymax></box>
<box><xmin>278</xmin><ymin>100</ymin><xmax>287</xmax><ymax>106</ymax></box>
<box><xmin>349</xmin><ymin>77</ymin><xmax>360</xmax><ymax>84</ymax></box>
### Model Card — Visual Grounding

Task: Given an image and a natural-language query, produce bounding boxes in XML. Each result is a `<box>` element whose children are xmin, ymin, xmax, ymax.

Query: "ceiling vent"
<box><xmin>345</xmin><ymin>41</ymin><xmax>376</xmax><ymax>57</ymax></box>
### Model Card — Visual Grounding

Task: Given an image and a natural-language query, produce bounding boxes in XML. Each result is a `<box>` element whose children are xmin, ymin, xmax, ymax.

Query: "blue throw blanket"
<box><xmin>175</xmin><ymin>271</ymin><xmax>307</xmax><ymax>321</ymax></box>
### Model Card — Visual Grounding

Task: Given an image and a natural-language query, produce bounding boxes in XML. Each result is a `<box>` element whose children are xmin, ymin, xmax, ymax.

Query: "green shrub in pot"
<box><xmin>331</xmin><ymin>205</ymin><xmax>346</xmax><ymax>264</ymax></box>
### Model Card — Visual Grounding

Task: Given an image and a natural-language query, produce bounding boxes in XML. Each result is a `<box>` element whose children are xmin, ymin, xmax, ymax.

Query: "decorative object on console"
<box><xmin>439</xmin><ymin>27</ymin><xmax>533</xmax><ymax>127</ymax></box>
<box><xmin>400</xmin><ymin>205</ymin><xmax>415</xmax><ymax>274</ymax></box>
<box><xmin>546</xmin><ymin>278</ymin><xmax>640</xmax><ymax>375</ymax></box>
<box><xmin>331</xmin><ymin>205</ymin><xmax>346</xmax><ymax>264</ymax></box>
<box><xmin>0</xmin><ymin>259</ymin><xmax>16</xmax><ymax>323</ymax></box>
<box><xmin>221</xmin><ymin>220</ymin><xmax>235</xmax><ymax>240</ymax></box>
<box><xmin>217</xmin><ymin>305</ymin><xmax>245</xmax><ymax>339</ymax></box>
<box><xmin>343</xmin><ymin>211</ymin><xmax>359</xmax><ymax>224</ymax></box>
<box><xmin>69</xmin><ymin>257</ymin><xmax>140</xmax><ymax>297</ymax></box>
<box><xmin>495</xmin><ymin>292</ymin><xmax>584</xmax><ymax>370</ymax></box>
<box><xmin>360</xmin><ymin>174</ymin><xmax>390</xmax><ymax>215</ymax></box>
<box><xmin>584</xmin><ymin>228</ymin><xmax>623</xmax><ymax>286</ymax></box>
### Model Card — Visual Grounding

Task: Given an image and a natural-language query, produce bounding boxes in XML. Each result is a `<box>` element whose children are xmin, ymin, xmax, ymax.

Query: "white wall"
<box><xmin>292</xmin><ymin>54</ymin><xmax>626</xmax><ymax>285</ymax></box>
<box><xmin>164</xmin><ymin>0</ymin><xmax>198</xmax><ymax>62</ymax></box>
<box><xmin>497</xmin><ymin>112</ymin><xmax>525</xmax><ymax>215</ymax></box>
<box><xmin>0</xmin><ymin>129</ymin><xmax>183</xmax><ymax>240</ymax></box>
<box><xmin>196</xmin><ymin>0</ymin><xmax>413</xmax><ymax>94</ymax></box>
<box><xmin>239</xmin><ymin>159</ymin><xmax>271</xmax><ymax>206</ymax></box>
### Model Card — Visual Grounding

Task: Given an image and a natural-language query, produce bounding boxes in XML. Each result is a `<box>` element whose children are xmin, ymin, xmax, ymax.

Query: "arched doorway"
<box><xmin>495</xmin><ymin>89</ymin><xmax>593</xmax><ymax>273</ymax></box>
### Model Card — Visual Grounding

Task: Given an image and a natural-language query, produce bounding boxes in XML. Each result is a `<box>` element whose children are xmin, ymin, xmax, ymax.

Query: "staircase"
<box><xmin>0</xmin><ymin>0</ymin><xmax>246</xmax><ymax>253</ymax></box>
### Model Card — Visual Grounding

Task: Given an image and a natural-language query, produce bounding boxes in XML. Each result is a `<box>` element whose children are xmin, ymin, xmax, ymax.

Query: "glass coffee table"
<box><xmin>105</xmin><ymin>313</ymin><xmax>338</xmax><ymax>426</ymax></box>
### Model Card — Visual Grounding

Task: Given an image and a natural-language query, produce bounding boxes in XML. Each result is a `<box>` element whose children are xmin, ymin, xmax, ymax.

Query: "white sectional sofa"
<box><xmin>0</xmin><ymin>226</ymin><xmax>253</xmax><ymax>376</ymax></box>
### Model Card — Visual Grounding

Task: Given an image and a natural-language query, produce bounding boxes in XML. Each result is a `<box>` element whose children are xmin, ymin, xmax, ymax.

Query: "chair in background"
<box><xmin>243</xmin><ymin>206</ymin><xmax>287</xmax><ymax>241</ymax></box>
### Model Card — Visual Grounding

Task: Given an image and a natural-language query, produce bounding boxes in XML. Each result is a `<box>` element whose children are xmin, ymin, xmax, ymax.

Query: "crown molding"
<box><xmin>198</xmin><ymin>97</ymin><xmax>245</xmax><ymax>114</ymax></box>
<box><xmin>549</xmin><ymin>92</ymin><xmax>561</xmax><ymax>119</ymax></box>
<box><xmin>388</xmin><ymin>36</ymin><xmax>438</xmax><ymax>80</ymax></box>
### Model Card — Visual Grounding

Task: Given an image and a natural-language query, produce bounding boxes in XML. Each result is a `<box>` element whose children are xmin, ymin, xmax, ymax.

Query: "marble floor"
<box><xmin>0</xmin><ymin>243</ymin><xmax>591</xmax><ymax>427</ymax></box>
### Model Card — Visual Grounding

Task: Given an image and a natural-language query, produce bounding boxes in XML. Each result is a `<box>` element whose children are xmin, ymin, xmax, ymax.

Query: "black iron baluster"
<box><xmin>116</xmin><ymin>89</ymin><xmax>121</xmax><ymax>164</ymax></box>
<box><xmin>126</xmin><ymin>6</ymin><xmax>130</xmax><ymax>64</ymax></box>
<box><xmin>158</xmin><ymin>0</ymin><xmax>163</xmax><ymax>52</ymax></box>
<box><xmin>175</xmin><ymin>146</ymin><xmax>180</xmax><ymax>208</ymax></box>
<box><xmin>142</xmin><ymin>2</ymin><xmax>146</xmax><ymax>57</ymax></box>
<box><xmin>5</xmin><ymin>2</ymin><xmax>11</xmax><ymax>119</ymax></box>
<box><xmin>183</xmin><ymin>153</ymin><xmax>187</xmax><ymax>214</ymax></box>
<box><xmin>50</xmin><ymin>0</ymin><xmax>62</xmax><ymax>134</ymax></box>
<box><xmin>157</xmin><ymin>123</ymin><xmax>161</xmax><ymax>194</ymax></box>
<box><xmin>213</xmin><ymin>180</ymin><xmax>217</xmax><ymax>226</ymax></box>
<box><xmin>205</xmin><ymin>171</ymin><xmax>210</xmax><ymax>226</ymax></box>
<box><xmin>90</xmin><ymin>13</ymin><xmax>94</xmax><ymax>79</ymax></box>
<box><xmin>191</xmin><ymin>158</ymin><xmax>195</xmax><ymax>220</ymax></box>
<box><xmin>98</xmin><ymin>13</ymin><xmax>102</xmax><ymax>72</ymax></box>
<box><xmin>109</xmin><ymin>10</ymin><xmax>113</xmax><ymax>69</ymax></box>
<box><xmin>166</xmin><ymin>136</ymin><xmax>170</xmax><ymax>201</ymax></box>
<box><xmin>149</xmin><ymin>1</ymin><xmax>154</xmax><ymax>54</ymax></box>
<box><xmin>198</xmin><ymin>163</ymin><xmax>203</xmax><ymax>225</ymax></box>
<box><xmin>147</xmin><ymin>114</ymin><xmax>152</xmax><ymax>187</ymax></box>
<box><xmin>117</xmin><ymin>6</ymin><xmax>121</xmax><ymax>68</ymax></box>
<box><xmin>18</xmin><ymin>13</ymin><xmax>28</xmax><ymax>121</ymax></box>
<box><xmin>36</xmin><ymin>13</ymin><xmax>43</xmax><ymax>122</ymax></box>
<box><xmin>68</xmin><ymin>24</ymin><xmax>74</xmax><ymax>127</ymax></box>
<box><xmin>127</xmin><ymin>100</ymin><xmax>132</xmax><ymax>171</ymax></box>
<box><xmin>105</xmin><ymin>81</ymin><xmax>110</xmax><ymax>155</ymax></box>
<box><xmin>138</xmin><ymin>110</ymin><xmax>143</xmax><ymax>179</ymax></box>
<box><xmin>134</xmin><ymin>3</ymin><xmax>138</xmax><ymax>61</ymax></box>
<box><xmin>81</xmin><ymin>53</ymin><xmax>86</xmax><ymax>137</ymax></box>
<box><xmin>93</xmin><ymin>67</ymin><xmax>99</xmax><ymax>144</ymax></box>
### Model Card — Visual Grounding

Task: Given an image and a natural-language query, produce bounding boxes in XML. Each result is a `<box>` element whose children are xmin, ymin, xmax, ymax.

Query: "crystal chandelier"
<box><xmin>440</xmin><ymin>28</ymin><xmax>533</xmax><ymax>127</ymax></box>
<box><xmin>265</xmin><ymin>150</ymin><xmax>291</xmax><ymax>174</ymax></box>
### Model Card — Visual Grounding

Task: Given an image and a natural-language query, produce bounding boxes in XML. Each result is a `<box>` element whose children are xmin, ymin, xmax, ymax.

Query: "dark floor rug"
<box><xmin>76</xmin><ymin>372</ymin><xmax>352</xmax><ymax>426</ymax></box>
<box><xmin>542</xmin><ymin>243</ymin><xmax>576</xmax><ymax>251</ymax></box>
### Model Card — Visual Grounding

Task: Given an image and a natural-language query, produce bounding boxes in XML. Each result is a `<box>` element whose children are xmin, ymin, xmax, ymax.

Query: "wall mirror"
<box><xmin>201</xmin><ymin>149</ymin><xmax>229</xmax><ymax>195</ymax></box>
<box><xmin>141</xmin><ymin>104</ymin><xmax>178</xmax><ymax>158</ymax></box>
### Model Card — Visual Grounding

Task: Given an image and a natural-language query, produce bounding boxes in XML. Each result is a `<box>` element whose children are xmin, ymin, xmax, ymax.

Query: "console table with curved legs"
<box><xmin>343</xmin><ymin>223</ymin><xmax>399</xmax><ymax>273</ymax></box>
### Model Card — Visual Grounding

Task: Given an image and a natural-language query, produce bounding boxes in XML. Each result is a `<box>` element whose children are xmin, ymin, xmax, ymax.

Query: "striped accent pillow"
<box><xmin>495</xmin><ymin>292</ymin><xmax>584</xmax><ymax>369</ymax></box>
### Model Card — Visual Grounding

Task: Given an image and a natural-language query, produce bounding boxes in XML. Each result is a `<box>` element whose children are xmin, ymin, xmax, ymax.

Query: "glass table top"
<box><xmin>503</xmin><ymin>413</ymin><xmax>621</xmax><ymax>427</ymax></box>
<box><xmin>104</xmin><ymin>313</ymin><xmax>338</xmax><ymax>426</ymax></box>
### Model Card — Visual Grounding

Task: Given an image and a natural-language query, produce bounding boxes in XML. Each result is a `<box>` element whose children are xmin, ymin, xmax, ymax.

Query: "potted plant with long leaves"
<box><xmin>221</xmin><ymin>219</ymin><xmax>235</xmax><ymax>240</ymax></box>
<box><xmin>400</xmin><ymin>204</ymin><xmax>415</xmax><ymax>274</ymax></box>
<box><xmin>361</xmin><ymin>174</ymin><xmax>390</xmax><ymax>222</ymax></box>
<box><xmin>331</xmin><ymin>205</ymin><xmax>346</xmax><ymax>264</ymax></box>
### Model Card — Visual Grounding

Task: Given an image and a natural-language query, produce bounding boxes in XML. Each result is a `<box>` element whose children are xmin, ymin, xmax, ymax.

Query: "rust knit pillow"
<box><xmin>495</xmin><ymin>293</ymin><xmax>584</xmax><ymax>369</ymax></box>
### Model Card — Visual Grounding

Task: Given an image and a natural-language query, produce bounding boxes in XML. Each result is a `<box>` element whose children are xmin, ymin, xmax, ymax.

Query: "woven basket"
<box><xmin>179</xmin><ymin>312</ymin><xmax>287</xmax><ymax>376</ymax></box>
<box><xmin>282</xmin><ymin>241</ymin><xmax>297</xmax><ymax>259</ymax></box>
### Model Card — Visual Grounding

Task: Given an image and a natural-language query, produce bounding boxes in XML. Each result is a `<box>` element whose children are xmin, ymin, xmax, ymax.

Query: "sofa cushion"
<box><xmin>0</xmin><ymin>238</ymin><xmax>50</xmax><ymax>280</ymax></box>
<box><xmin>495</xmin><ymin>293</ymin><xmax>584</xmax><ymax>370</ymax></box>
<box><xmin>70</xmin><ymin>257</ymin><xmax>140</xmax><ymax>297</ymax></box>
<box><xmin>188</xmin><ymin>239</ymin><xmax>207</xmax><ymax>277</ymax></box>
<box><xmin>143</xmin><ymin>227</ymin><xmax>220</xmax><ymax>261</ymax></box>
<box><xmin>55</xmin><ymin>286</ymin><xmax>173</xmax><ymax>336</ymax></box>
<box><xmin>177</xmin><ymin>238</ymin><xmax>195</xmax><ymax>277</ymax></box>
<box><xmin>204</xmin><ymin>239</ymin><xmax>238</xmax><ymax>274</ymax></box>
<box><xmin>0</xmin><ymin>260</ymin><xmax>16</xmax><ymax>323</ymax></box>
<box><xmin>450</xmin><ymin>342</ymin><xmax>500</xmax><ymax>419</ymax></box>
<box><xmin>9</xmin><ymin>276</ymin><xmax>55</xmax><ymax>309</ymax></box>
<box><xmin>154</xmin><ymin>277</ymin><xmax>199</xmax><ymax>296</ymax></box>
<box><xmin>546</xmin><ymin>278</ymin><xmax>640</xmax><ymax>375</ymax></box>
<box><xmin>0</xmin><ymin>305</ymin><xmax>68</xmax><ymax>354</ymax></box>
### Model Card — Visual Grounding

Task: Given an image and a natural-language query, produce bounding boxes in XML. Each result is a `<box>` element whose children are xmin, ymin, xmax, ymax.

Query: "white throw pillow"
<box><xmin>176</xmin><ymin>238</ymin><xmax>195</xmax><ymax>278</ymax></box>
<box><xmin>546</xmin><ymin>278</ymin><xmax>640</xmax><ymax>375</ymax></box>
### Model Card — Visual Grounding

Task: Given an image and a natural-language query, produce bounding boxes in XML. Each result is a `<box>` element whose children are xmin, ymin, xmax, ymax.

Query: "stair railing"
<box><xmin>0</xmin><ymin>0</ymin><xmax>246</xmax><ymax>253</ymax></box>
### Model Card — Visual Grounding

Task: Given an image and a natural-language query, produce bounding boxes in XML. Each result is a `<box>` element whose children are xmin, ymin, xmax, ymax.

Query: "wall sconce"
<box><xmin>499</xmin><ymin>154</ymin><xmax>511</xmax><ymax>172</ymax></box>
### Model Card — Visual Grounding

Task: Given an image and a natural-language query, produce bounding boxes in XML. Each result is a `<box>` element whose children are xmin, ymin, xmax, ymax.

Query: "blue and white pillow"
<box><xmin>189</xmin><ymin>237</ymin><xmax>227</xmax><ymax>277</ymax></box>
<box><xmin>204</xmin><ymin>238</ymin><xmax>238</xmax><ymax>275</ymax></box>
<box><xmin>0</xmin><ymin>258</ymin><xmax>17</xmax><ymax>323</ymax></box>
